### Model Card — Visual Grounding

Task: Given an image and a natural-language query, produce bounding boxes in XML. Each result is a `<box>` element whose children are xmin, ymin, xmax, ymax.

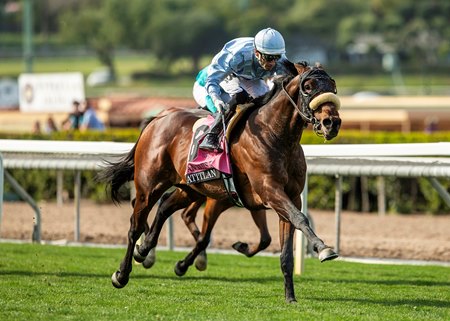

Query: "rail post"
<box><xmin>0</xmin><ymin>153</ymin><xmax>3</xmax><ymax>237</ymax></box>
<box><xmin>74</xmin><ymin>170</ymin><xmax>81</xmax><ymax>242</ymax></box>
<box><xmin>335</xmin><ymin>175</ymin><xmax>343</xmax><ymax>254</ymax></box>
<box><xmin>4</xmin><ymin>170</ymin><xmax>41</xmax><ymax>242</ymax></box>
<box><xmin>295</xmin><ymin>173</ymin><xmax>308</xmax><ymax>275</ymax></box>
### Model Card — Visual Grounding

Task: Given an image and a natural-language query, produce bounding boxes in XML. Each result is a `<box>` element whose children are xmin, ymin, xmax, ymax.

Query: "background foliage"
<box><xmin>1</xmin><ymin>0</ymin><xmax>449</xmax><ymax>77</ymax></box>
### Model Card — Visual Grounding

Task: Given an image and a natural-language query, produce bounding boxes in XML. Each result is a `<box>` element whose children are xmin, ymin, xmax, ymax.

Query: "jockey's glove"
<box><xmin>211</xmin><ymin>94</ymin><xmax>226</xmax><ymax>114</ymax></box>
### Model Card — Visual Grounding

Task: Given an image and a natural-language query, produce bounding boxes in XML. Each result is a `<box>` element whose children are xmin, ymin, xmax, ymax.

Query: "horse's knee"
<box><xmin>291</xmin><ymin>214</ymin><xmax>310</xmax><ymax>229</ymax></box>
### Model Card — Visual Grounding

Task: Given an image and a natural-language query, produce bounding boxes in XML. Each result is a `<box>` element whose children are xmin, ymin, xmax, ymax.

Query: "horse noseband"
<box><xmin>299</xmin><ymin>68</ymin><xmax>337</xmax><ymax>98</ymax></box>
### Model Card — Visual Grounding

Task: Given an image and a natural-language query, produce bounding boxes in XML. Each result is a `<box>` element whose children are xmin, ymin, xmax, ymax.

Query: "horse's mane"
<box><xmin>252</xmin><ymin>60</ymin><xmax>308</xmax><ymax>107</ymax></box>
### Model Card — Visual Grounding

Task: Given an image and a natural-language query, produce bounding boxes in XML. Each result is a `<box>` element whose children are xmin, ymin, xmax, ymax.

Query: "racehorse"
<box><xmin>99</xmin><ymin>60</ymin><xmax>341</xmax><ymax>303</ymax></box>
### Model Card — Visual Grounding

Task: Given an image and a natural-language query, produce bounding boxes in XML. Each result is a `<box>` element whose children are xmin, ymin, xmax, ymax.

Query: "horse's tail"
<box><xmin>97</xmin><ymin>143</ymin><xmax>137</xmax><ymax>204</ymax></box>
<box><xmin>97</xmin><ymin>117</ymin><xmax>156</xmax><ymax>204</ymax></box>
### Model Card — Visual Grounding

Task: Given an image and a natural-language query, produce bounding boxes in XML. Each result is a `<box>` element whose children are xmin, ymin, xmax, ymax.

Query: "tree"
<box><xmin>336</xmin><ymin>0</ymin><xmax>450</xmax><ymax>67</ymax></box>
<box><xmin>147</xmin><ymin>1</ymin><xmax>228</xmax><ymax>73</ymax></box>
<box><xmin>58</xmin><ymin>2</ymin><xmax>122</xmax><ymax>80</ymax></box>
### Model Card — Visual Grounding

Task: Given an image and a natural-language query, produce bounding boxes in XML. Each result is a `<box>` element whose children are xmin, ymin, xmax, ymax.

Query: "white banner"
<box><xmin>18</xmin><ymin>72</ymin><xmax>85</xmax><ymax>112</ymax></box>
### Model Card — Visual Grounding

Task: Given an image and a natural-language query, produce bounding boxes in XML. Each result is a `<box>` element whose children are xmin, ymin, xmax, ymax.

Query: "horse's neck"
<box><xmin>259</xmin><ymin>76</ymin><xmax>305</xmax><ymax>146</ymax></box>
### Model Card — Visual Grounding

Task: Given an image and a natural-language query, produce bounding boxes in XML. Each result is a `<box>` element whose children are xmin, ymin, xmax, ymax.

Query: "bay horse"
<box><xmin>99</xmin><ymin>60</ymin><xmax>341</xmax><ymax>303</ymax></box>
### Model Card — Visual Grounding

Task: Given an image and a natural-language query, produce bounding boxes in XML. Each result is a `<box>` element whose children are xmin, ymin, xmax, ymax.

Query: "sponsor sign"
<box><xmin>18</xmin><ymin>72</ymin><xmax>85</xmax><ymax>112</ymax></box>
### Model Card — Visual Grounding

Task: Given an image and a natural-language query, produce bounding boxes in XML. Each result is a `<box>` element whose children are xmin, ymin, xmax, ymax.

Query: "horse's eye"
<box><xmin>304</xmin><ymin>84</ymin><xmax>311</xmax><ymax>91</ymax></box>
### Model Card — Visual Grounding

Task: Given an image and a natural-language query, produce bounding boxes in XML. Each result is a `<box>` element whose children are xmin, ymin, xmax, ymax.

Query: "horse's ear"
<box><xmin>294</xmin><ymin>61</ymin><xmax>308</xmax><ymax>74</ymax></box>
<box><xmin>282</xmin><ymin>59</ymin><xmax>299</xmax><ymax>76</ymax></box>
<box><xmin>315</xmin><ymin>62</ymin><xmax>323</xmax><ymax>69</ymax></box>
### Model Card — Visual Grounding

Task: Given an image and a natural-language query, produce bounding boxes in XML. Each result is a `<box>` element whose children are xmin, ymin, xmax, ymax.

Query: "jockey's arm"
<box><xmin>205</xmin><ymin>49</ymin><xmax>240</xmax><ymax>110</ymax></box>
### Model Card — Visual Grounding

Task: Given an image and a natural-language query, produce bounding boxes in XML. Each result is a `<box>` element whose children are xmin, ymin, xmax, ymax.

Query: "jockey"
<box><xmin>193</xmin><ymin>27</ymin><xmax>289</xmax><ymax>153</ymax></box>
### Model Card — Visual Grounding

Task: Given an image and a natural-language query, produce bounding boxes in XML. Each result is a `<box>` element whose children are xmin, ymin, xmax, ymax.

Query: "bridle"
<box><xmin>281</xmin><ymin>67</ymin><xmax>337</xmax><ymax>130</ymax></box>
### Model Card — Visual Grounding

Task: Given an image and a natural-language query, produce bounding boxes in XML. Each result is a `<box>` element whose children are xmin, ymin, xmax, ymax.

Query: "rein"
<box><xmin>281</xmin><ymin>78</ymin><xmax>314</xmax><ymax>124</ymax></box>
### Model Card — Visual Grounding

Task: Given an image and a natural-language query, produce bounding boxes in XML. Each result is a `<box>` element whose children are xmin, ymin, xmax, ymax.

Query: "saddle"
<box><xmin>185</xmin><ymin>103</ymin><xmax>255</xmax><ymax>207</ymax></box>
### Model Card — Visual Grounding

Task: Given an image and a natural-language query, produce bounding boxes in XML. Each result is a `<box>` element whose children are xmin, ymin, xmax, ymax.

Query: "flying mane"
<box><xmin>252</xmin><ymin>59</ymin><xmax>307</xmax><ymax>107</ymax></box>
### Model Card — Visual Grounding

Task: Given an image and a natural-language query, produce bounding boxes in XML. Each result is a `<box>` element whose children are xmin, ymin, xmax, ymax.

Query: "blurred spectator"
<box><xmin>45</xmin><ymin>115</ymin><xmax>58</xmax><ymax>134</ymax></box>
<box><xmin>424</xmin><ymin>116</ymin><xmax>438</xmax><ymax>134</ymax></box>
<box><xmin>32</xmin><ymin>120</ymin><xmax>41</xmax><ymax>134</ymax></box>
<box><xmin>62</xmin><ymin>100</ymin><xmax>83</xmax><ymax>130</ymax></box>
<box><xmin>79</xmin><ymin>99</ymin><xmax>105</xmax><ymax>131</ymax></box>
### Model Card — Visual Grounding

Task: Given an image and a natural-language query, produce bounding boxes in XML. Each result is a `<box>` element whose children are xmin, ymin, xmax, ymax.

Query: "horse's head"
<box><xmin>294</xmin><ymin>62</ymin><xmax>341</xmax><ymax>140</ymax></box>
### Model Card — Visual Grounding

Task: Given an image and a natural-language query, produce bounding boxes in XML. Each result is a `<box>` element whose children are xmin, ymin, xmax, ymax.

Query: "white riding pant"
<box><xmin>193</xmin><ymin>75</ymin><xmax>272</xmax><ymax>107</ymax></box>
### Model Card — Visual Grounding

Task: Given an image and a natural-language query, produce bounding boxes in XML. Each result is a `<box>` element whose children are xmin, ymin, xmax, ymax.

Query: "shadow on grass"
<box><xmin>0</xmin><ymin>269</ymin><xmax>282</xmax><ymax>284</ymax></box>
<box><xmin>303</xmin><ymin>276</ymin><xmax>450</xmax><ymax>287</ymax></box>
<box><xmin>307</xmin><ymin>295</ymin><xmax>450</xmax><ymax>309</ymax></box>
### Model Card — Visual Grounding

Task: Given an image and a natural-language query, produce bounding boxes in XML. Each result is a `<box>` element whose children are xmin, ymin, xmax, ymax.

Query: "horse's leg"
<box><xmin>139</xmin><ymin>190</ymin><xmax>176</xmax><ymax>269</ymax></box>
<box><xmin>129</xmin><ymin>196</ymin><xmax>157</xmax><ymax>269</ymax></box>
<box><xmin>180</xmin><ymin>196</ymin><xmax>208</xmax><ymax>271</ymax></box>
<box><xmin>232</xmin><ymin>209</ymin><xmax>272</xmax><ymax>257</ymax></box>
<box><xmin>174</xmin><ymin>199</ymin><xmax>230</xmax><ymax>276</ymax></box>
<box><xmin>141</xmin><ymin>221</ymin><xmax>156</xmax><ymax>269</ymax></box>
<box><xmin>135</xmin><ymin>188</ymin><xmax>195</xmax><ymax>261</ymax></box>
<box><xmin>279</xmin><ymin>219</ymin><xmax>296</xmax><ymax>303</ymax></box>
<box><xmin>268</xmin><ymin>191</ymin><xmax>338</xmax><ymax>262</ymax></box>
<box><xmin>112</xmin><ymin>186</ymin><xmax>162</xmax><ymax>289</ymax></box>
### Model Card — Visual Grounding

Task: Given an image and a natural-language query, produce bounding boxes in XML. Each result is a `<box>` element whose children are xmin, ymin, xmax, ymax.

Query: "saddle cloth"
<box><xmin>186</xmin><ymin>115</ymin><xmax>231</xmax><ymax>185</ymax></box>
<box><xmin>185</xmin><ymin>104</ymin><xmax>254</xmax><ymax>185</ymax></box>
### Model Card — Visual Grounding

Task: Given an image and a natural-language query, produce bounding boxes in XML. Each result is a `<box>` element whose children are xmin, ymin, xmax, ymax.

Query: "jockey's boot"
<box><xmin>199</xmin><ymin>91</ymin><xmax>250</xmax><ymax>153</ymax></box>
<box><xmin>199</xmin><ymin>112</ymin><xmax>223</xmax><ymax>153</ymax></box>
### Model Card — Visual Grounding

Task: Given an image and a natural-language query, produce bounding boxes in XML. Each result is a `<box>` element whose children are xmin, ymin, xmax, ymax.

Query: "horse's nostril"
<box><xmin>322</xmin><ymin>118</ymin><xmax>332</xmax><ymax>127</ymax></box>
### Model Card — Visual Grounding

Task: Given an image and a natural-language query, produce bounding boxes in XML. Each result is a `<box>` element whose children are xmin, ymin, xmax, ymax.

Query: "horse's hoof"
<box><xmin>142</xmin><ymin>248</ymin><xmax>156</xmax><ymax>269</ymax></box>
<box><xmin>232</xmin><ymin>242</ymin><xmax>250</xmax><ymax>256</ymax></box>
<box><xmin>174</xmin><ymin>261</ymin><xmax>187</xmax><ymax>277</ymax></box>
<box><xmin>194</xmin><ymin>254</ymin><xmax>207</xmax><ymax>271</ymax></box>
<box><xmin>286</xmin><ymin>298</ymin><xmax>298</xmax><ymax>304</ymax></box>
<box><xmin>111</xmin><ymin>271</ymin><xmax>128</xmax><ymax>289</ymax></box>
<box><xmin>319</xmin><ymin>247</ymin><xmax>339</xmax><ymax>262</ymax></box>
<box><xmin>133</xmin><ymin>245</ymin><xmax>146</xmax><ymax>263</ymax></box>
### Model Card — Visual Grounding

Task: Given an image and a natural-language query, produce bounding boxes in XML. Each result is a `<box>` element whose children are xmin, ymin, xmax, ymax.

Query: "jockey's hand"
<box><xmin>215</xmin><ymin>100</ymin><xmax>226</xmax><ymax>114</ymax></box>
<box><xmin>211</xmin><ymin>94</ymin><xmax>226</xmax><ymax>114</ymax></box>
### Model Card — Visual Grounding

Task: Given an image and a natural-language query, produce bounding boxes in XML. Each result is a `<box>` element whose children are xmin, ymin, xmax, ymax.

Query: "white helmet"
<box><xmin>254</xmin><ymin>28</ymin><xmax>286</xmax><ymax>55</ymax></box>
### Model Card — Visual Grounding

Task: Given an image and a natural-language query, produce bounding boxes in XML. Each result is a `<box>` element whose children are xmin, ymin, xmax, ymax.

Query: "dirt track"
<box><xmin>1</xmin><ymin>200</ymin><xmax>449</xmax><ymax>262</ymax></box>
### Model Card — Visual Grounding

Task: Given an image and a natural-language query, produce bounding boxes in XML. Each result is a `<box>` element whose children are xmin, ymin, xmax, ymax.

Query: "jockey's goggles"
<box><xmin>259</xmin><ymin>52</ymin><xmax>281</xmax><ymax>62</ymax></box>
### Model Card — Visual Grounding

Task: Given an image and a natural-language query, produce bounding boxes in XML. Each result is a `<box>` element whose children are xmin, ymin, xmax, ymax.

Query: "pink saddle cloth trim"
<box><xmin>186</xmin><ymin>115</ymin><xmax>232</xmax><ymax>176</ymax></box>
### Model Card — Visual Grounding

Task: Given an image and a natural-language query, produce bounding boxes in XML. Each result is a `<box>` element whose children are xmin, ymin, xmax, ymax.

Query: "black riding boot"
<box><xmin>199</xmin><ymin>112</ymin><xmax>224</xmax><ymax>152</ymax></box>
<box><xmin>199</xmin><ymin>91</ymin><xmax>250</xmax><ymax>153</ymax></box>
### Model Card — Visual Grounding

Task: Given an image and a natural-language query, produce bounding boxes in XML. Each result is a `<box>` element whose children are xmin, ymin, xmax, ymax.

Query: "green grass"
<box><xmin>0</xmin><ymin>243</ymin><xmax>448</xmax><ymax>321</ymax></box>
